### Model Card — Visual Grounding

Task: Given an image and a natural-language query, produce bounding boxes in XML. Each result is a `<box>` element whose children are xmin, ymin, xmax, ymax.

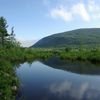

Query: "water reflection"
<box><xmin>42</xmin><ymin>56</ymin><xmax>100</xmax><ymax>75</ymax></box>
<box><xmin>16</xmin><ymin>58</ymin><xmax>100</xmax><ymax>100</ymax></box>
<box><xmin>49</xmin><ymin>80</ymin><xmax>100</xmax><ymax>100</ymax></box>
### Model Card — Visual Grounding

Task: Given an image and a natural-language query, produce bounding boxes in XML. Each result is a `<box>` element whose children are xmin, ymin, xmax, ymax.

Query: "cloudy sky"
<box><xmin>0</xmin><ymin>0</ymin><xmax>100</xmax><ymax>41</ymax></box>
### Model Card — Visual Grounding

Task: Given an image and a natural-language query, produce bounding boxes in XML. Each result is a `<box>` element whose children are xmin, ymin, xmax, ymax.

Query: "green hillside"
<box><xmin>32</xmin><ymin>28</ymin><xmax>100</xmax><ymax>48</ymax></box>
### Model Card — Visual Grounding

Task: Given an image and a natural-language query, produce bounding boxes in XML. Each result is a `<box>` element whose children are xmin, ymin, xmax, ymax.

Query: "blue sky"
<box><xmin>0</xmin><ymin>0</ymin><xmax>100</xmax><ymax>41</ymax></box>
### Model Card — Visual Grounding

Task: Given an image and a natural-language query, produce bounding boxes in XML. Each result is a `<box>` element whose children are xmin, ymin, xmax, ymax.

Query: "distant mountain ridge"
<box><xmin>32</xmin><ymin>28</ymin><xmax>100</xmax><ymax>48</ymax></box>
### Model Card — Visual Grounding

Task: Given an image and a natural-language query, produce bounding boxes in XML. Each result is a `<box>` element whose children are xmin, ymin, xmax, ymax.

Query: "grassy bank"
<box><xmin>0</xmin><ymin>47</ymin><xmax>54</xmax><ymax>100</ymax></box>
<box><xmin>0</xmin><ymin>60</ymin><xmax>19</xmax><ymax>100</ymax></box>
<box><xmin>0</xmin><ymin>47</ymin><xmax>100</xmax><ymax>100</ymax></box>
<box><xmin>31</xmin><ymin>47</ymin><xmax>100</xmax><ymax>63</ymax></box>
<box><xmin>59</xmin><ymin>48</ymin><xmax>100</xmax><ymax>63</ymax></box>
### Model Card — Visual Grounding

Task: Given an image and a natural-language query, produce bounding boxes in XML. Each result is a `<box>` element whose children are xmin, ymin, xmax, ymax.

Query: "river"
<box><xmin>16</xmin><ymin>57</ymin><xmax>100</xmax><ymax>100</ymax></box>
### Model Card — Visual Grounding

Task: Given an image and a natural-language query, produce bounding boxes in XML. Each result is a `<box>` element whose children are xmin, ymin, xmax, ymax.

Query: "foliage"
<box><xmin>0</xmin><ymin>16</ymin><xmax>20</xmax><ymax>100</ymax></box>
<box><xmin>0</xmin><ymin>16</ymin><xmax>20</xmax><ymax>48</ymax></box>
<box><xmin>0</xmin><ymin>47</ymin><xmax>100</xmax><ymax>100</ymax></box>
<box><xmin>59</xmin><ymin>48</ymin><xmax>100</xmax><ymax>63</ymax></box>
<box><xmin>33</xmin><ymin>28</ymin><xmax>100</xmax><ymax>48</ymax></box>
<box><xmin>0</xmin><ymin>16</ymin><xmax>9</xmax><ymax>47</ymax></box>
<box><xmin>0</xmin><ymin>17</ymin><xmax>100</xmax><ymax>100</ymax></box>
<box><xmin>0</xmin><ymin>60</ymin><xmax>19</xmax><ymax>100</ymax></box>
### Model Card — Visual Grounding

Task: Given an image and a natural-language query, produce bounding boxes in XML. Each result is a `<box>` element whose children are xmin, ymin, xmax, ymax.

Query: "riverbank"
<box><xmin>59</xmin><ymin>48</ymin><xmax>100</xmax><ymax>63</ymax></box>
<box><xmin>0</xmin><ymin>60</ymin><xmax>19</xmax><ymax>100</ymax></box>
<box><xmin>0</xmin><ymin>48</ymin><xmax>53</xmax><ymax>100</ymax></box>
<box><xmin>0</xmin><ymin>47</ymin><xmax>100</xmax><ymax>100</ymax></box>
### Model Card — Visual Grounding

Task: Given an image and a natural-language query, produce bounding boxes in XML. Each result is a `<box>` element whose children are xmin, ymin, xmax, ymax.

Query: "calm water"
<box><xmin>16</xmin><ymin>57</ymin><xmax>100</xmax><ymax>100</ymax></box>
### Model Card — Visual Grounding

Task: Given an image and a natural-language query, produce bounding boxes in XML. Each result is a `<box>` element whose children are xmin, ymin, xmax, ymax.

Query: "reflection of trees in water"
<box><xmin>16</xmin><ymin>59</ymin><xmax>100</xmax><ymax>100</ymax></box>
<box><xmin>41</xmin><ymin>56</ymin><xmax>100</xmax><ymax>75</ymax></box>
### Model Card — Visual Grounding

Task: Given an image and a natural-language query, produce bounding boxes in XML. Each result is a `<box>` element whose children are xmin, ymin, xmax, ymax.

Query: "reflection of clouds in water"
<box><xmin>71</xmin><ymin>82</ymin><xmax>89</xmax><ymax>100</ymax></box>
<box><xmin>49</xmin><ymin>81</ymin><xmax>100</xmax><ymax>100</ymax></box>
<box><xmin>85</xmin><ymin>89</ymin><xmax>100</xmax><ymax>100</ymax></box>
<box><xmin>50</xmin><ymin>81</ymin><xmax>71</xmax><ymax>96</ymax></box>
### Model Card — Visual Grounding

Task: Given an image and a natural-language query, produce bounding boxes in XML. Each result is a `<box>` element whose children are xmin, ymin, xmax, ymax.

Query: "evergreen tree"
<box><xmin>0</xmin><ymin>16</ymin><xmax>20</xmax><ymax>48</ymax></box>
<box><xmin>0</xmin><ymin>16</ymin><xmax>9</xmax><ymax>47</ymax></box>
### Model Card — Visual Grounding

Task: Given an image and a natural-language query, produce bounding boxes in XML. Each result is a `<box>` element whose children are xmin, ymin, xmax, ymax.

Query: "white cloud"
<box><xmin>46</xmin><ymin>0</ymin><xmax>100</xmax><ymax>22</ymax></box>
<box><xmin>72</xmin><ymin>3</ymin><xmax>90</xmax><ymax>21</ymax></box>
<box><xmin>88</xmin><ymin>0</ymin><xmax>100</xmax><ymax>19</ymax></box>
<box><xmin>49</xmin><ymin>2</ymin><xmax>90</xmax><ymax>22</ymax></box>
<box><xmin>88</xmin><ymin>0</ymin><xmax>100</xmax><ymax>12</ymax></box>
<box><xmin>50</xmin><ymin>6</ymin><xmax>73</xmax><ymax>21</ymax></box>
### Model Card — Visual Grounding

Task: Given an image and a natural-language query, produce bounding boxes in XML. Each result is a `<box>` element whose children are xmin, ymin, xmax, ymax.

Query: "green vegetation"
<box><xmin>0</xmin><ymin>48</ymin><xmax>53</xmax><ymax>100</ymax></box>
<box><xmin>59</xmin><ymin>47</ymin><xmax>100</xmax><ymax>63</ymax></box>
<box><xmin>33</xmin><ymin>28</ymin><xmax>100</xmax><ymax>48</ymax></box>
<box><xmin>0</xmin><ymin>17</ymin><xmax>100</xmax><ymax>100</ymax></box>
<box><xmin>0</xmin><ymin>16</ymin><xmax>20</xmax><ymax>100</ymax></box>
<box><xmin>0</xmin><ymin>48</ymin><xmax>100</xmax><ymax>100</ymax></box>
<box><xmin>0</xmin><ymin>17</ymin><xmax>9</xmax><ymax>47</ymax></box>
<box><xmin>0</xmin><ymin>60</ymin><xmax>19</xmax><ymax>100</ymax></box>
<box><xmin>0</xmin><ymin>48</ymin><xmax>53</xmax><ymax>62</ymax></box>
<box><xmin>0</xmin><ymin>16</ymin><xmax>53</xmax><ymax>99</ymax></box>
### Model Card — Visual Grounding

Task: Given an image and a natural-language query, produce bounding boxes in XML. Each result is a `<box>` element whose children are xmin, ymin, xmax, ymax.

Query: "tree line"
<box><xmin>0</xmin><ymin>16</ymin><xmax>20</xmax><ymax>48</ymax></box>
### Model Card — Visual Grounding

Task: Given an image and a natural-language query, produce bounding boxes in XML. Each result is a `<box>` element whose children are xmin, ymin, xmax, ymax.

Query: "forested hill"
<box><xmin>32</xmin><ymin>28</ymin><xmax>100</xmax><ymax>48</ymax></box>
